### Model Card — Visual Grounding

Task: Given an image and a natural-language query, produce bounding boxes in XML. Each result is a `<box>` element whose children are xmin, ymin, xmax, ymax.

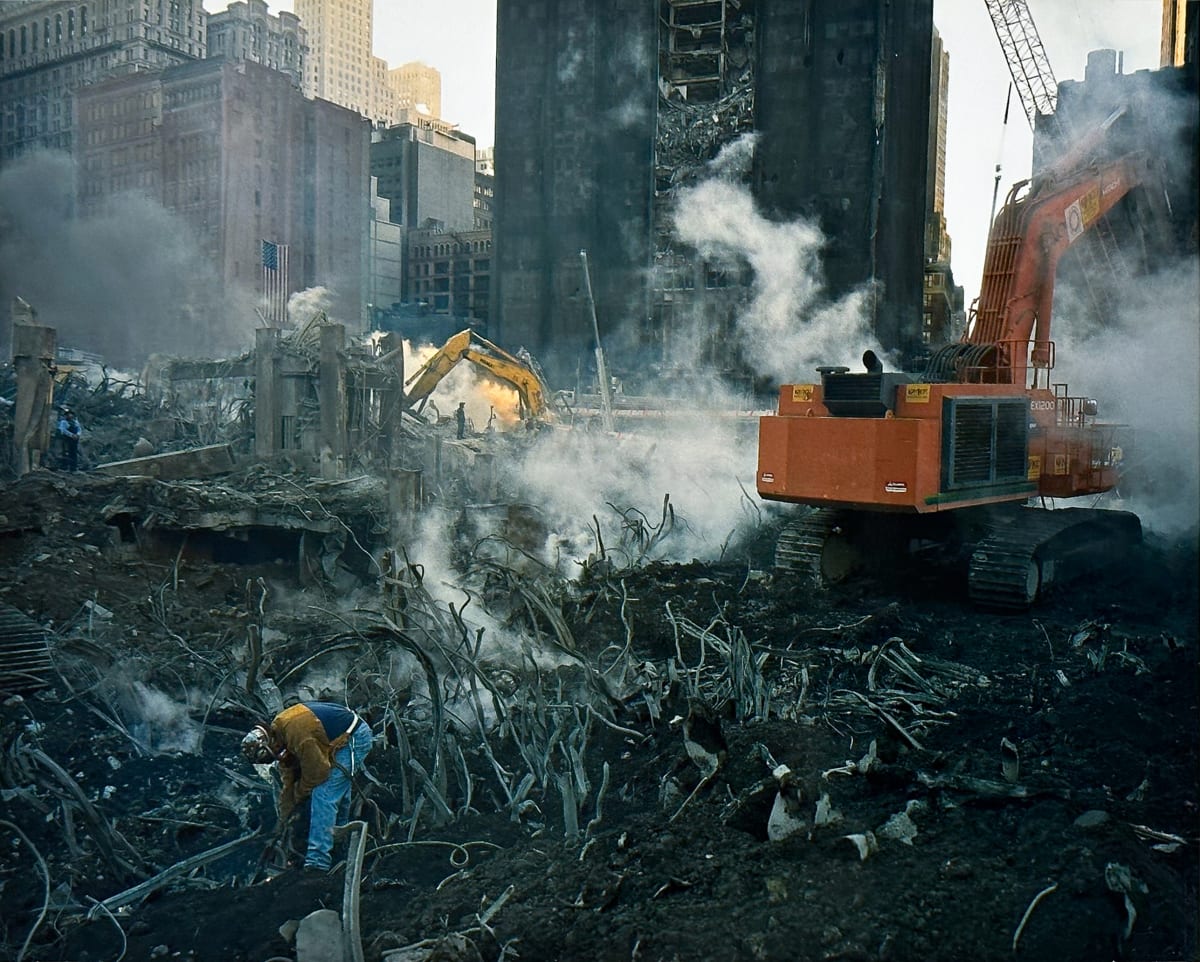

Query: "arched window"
<box><xmin>56</xmin><ymin>15</ymin><xmax>62</xmax><ymax>43</ymax></box>
<box><xmin>29</xmin><ymin>21</ymin><xmax>37</xmax><ymax>51</ymax></box>
<box><xmin>80</xmin><ymin>6</ymin><xmax>87</xmax><ymax>36</ymax></box>
<box><xmin>68</xmin><ymin>10</ymin><xmax>75</xmax><ymax>40</ymax></box>
<box><xmin>44</xmin><ymin>18</ymin><xmax>50</xmax><ymax>46</ymax></box>
<box><xmin>20</xmin><ymin>25</ymin><xmax>26</xmax><ymax>55</ymax></box>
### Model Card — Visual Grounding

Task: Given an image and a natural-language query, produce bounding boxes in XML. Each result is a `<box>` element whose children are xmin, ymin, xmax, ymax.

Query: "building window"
<box><xmin>80</xmin><ymin>7</ymin><xmax>88</xmax><ymax>36</ymax></box>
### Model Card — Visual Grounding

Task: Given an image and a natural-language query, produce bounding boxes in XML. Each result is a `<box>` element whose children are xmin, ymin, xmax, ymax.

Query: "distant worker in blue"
<box><xmin>57</xmin><ymin>408</ymin><xmax>82</xmax><ymax>471</ymax></box>
<box><xmin>241</xmin><ymin>701</ymin><xmax>373</xmax><ymax>873</ymax></box>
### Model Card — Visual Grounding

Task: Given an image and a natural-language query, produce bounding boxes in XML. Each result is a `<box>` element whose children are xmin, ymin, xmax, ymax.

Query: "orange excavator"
<box><xmin>757</xmin><ymin>115</ymin><xmax>1154</xmax><ymax>606</ymax></box>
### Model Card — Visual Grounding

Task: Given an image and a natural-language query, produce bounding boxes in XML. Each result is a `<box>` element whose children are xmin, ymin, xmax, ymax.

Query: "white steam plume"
<box><xmin>1052</xmin><ymin>257</ymin><xmax>1200</xmax><ymax>535</ymax></box>
<box><xmin>498</xmin><ymin>411</ymin><xmax>771</xmax><ymax>571</ymax></box>
<box><xmin>286</xmin><ymin>286</ymin><xmax>338</xmax><ymax>327</ymax></box>
<box><xmin>672</xmin><ymin>135</ymin><xmax>884</xmax><ymax>381</ymax></box>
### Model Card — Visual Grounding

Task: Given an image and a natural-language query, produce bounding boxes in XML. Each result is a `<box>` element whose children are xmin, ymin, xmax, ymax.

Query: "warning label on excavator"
<box><xmin>904</xmin><ymin>384</ymin><xmax>931</xmax><ymax>403</ymax></box>
<box><xmin>1065</xmin><ymin>200</ymin><xmax>1085</xmax><ymax>241</ymax></box>
<box><xmin>792</xmin><ymin>384</ymin><xmax>815</xmax><ymax>403</ymax></box>
<box><xmin>1053</xmin><ymin>454</ymin><xmax>1069</xmax><ymax>475</ymax></box>
<box><xmin>1080</xmin><ymin>187</ymin><xmax>1100</xmax><ymax>227</ymax></box>
<box><xmin>1027</xmin><ymin>455</ymin><xmax>1042</xmax><ymax>479</ymax></box>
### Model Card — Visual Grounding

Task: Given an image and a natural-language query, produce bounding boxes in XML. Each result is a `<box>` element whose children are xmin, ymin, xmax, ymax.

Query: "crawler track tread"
<box><xmin>968</xmin><ymin>507</ymin><xmax>1141</xmax><ymax>608</ymax></box>
<box><xmin>775</xmin><ymin>509</ymin><xmax>843</xmax><ymax>577</ymax></box>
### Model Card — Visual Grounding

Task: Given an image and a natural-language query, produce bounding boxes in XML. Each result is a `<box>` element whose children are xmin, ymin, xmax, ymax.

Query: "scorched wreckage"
<box><xmin>0</xmin><ymin>6</ymin><xmax>1197</xmax><ymax>962</ymax></box>
<box><xmin>0</xmin><ymin>270</ymin><xmax>1195</xmax><ymax>962</ymax></box>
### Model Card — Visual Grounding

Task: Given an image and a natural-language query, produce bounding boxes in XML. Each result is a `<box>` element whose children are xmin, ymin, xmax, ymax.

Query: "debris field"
<box><xmin>0</xmin><ymin>374</ymin><xmax>1196</xmax><ymax>962</ymax></box>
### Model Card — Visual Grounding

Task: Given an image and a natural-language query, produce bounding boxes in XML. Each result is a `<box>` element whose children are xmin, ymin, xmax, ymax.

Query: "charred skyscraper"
<box><xmin>492</xmin><ymin>0</ymin><xmax>934</xmax><ymax>386</ymax></box>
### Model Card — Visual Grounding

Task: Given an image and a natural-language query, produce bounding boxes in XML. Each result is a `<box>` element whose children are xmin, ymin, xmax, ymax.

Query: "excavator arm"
<box><xmin>967</xmin><ymin>148</ymin><xmax>1151</xmax><ymax>379</ymax></box>
<box><xmin>404</xmin><ymin>330</ymin><xmax>553</xmax><ymax>420</ymax></box>
<box><xmin>403</xmin><ymin>330</ymin><xmax>472</xmax><ymax>407</ymax></box>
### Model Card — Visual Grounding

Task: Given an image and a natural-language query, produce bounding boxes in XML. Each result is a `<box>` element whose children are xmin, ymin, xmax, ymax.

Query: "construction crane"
<box><xmin>983</xmin><ymin>0</ymin><xmax>1060</xmax><ymax>131</ymax></box>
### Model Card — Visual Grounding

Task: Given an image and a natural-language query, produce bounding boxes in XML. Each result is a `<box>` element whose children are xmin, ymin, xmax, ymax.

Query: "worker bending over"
<box><xmin>241</xmin><ymin>701</ymin><xmax>372</xmax><ymax>873</ymax></box>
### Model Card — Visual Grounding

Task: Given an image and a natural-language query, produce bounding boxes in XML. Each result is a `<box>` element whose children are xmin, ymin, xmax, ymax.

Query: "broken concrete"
<box><xmin>92</xmin><ymin>443</ymin><xmax>237</xmax><ymax>480</ymax></box>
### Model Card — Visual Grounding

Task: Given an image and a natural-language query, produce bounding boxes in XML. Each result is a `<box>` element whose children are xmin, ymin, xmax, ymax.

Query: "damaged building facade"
<box><xmin>492</xmin><ymin>0</ymin><xmax>935</xmax><ymax>386</ymax></box>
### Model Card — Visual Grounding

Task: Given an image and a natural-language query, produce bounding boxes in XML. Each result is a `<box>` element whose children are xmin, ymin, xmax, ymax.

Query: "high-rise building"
<box><xmin>369</xmin><ymin>185</ymin><xmax>403</xmax><ymax>322</ymax></box>
<box><xmin>473</xmin><ymin>167</ymin><xmax>494</xmax><ymax>231</ymax></box>
<box><xmin>925</xmin><ymin>26</ymin><xmax>950</xmax><ymax>266</ymax></box>
<box><xmin>0</xmin><ymin>0</ymin><xmax>207</xmax><ymax>164</ymax></box>
<box><xmin>1161</xmin><ymin>0</ymin><xmax>1198</xmax><ymax>67</ymax></box>
<box><xmin>388</xmin><ymin>61</ymin><xmax>441</xmax><ymax>120</ymax></box>
<box><xmin>206</xmin><ymin>0</ymin><xmax>306</xmax><ymax>89</ymax></box>
<box><xmin>370</xmin><ymin>122</ymin><xmax>479</xmax><ymax>322</ymax></box>
<box><xmin>922</xmin><ymin>24</ymin><xmax>963</xmax><ymax>350</ymax></box>
<box><xmin>371</xmin><ymin>122</ymin><xmax>477</xmax><ymax>233</ymax></box>
<box><xmin>406</xmin><ymin>226</ymin><xmax>492</xmax><ymax>327</ymax></box>
<box><xmin>293</xmin><ymin>0</ymin><xmax>372</xmax><ymax>117</ymax></box>
<box><xmin>76</xmin><ymin>58</ymin><xmax>371</xmax><ymax>334</ymax></box>
<box><xmin>492</xmin><ymin>0</ymin><xmax>935</xmax><ymax>386</ymax></box>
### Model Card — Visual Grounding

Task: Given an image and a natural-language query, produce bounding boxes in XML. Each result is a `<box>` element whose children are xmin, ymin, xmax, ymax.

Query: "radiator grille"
<box><xmin>943</xmin><ymin>397</ymin><xmax>1029</xmax><ymax>491</ymax></box>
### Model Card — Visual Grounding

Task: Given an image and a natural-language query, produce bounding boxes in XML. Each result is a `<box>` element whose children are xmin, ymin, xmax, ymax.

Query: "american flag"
<box><xmin>261</xmin><ymin>239</ymin><xmax>289</xmax><ymax>325</ymax></box>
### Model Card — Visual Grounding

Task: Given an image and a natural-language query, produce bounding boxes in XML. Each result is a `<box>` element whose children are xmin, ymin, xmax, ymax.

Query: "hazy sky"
<box><xmin>204</xmin><ymin>0</ymin><xmax>1164</xmax><ymax>304</ymax></box>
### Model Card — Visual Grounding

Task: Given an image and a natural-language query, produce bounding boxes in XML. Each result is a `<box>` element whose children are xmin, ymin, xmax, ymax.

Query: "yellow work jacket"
<box><xmin>270</xmin><ymin>703</ymin><xmax>353</xmax><ymax>818</ymax></box>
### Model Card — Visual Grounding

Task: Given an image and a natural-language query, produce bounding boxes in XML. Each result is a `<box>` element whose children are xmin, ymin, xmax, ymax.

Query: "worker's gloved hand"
<box><xmin>278</xmin><ymin>787</ymin><xmax>296</xmax><ymax>823</ymax></box>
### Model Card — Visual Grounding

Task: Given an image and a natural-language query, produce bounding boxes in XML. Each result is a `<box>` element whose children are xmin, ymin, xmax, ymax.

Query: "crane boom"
<box><xmin>983</xmin><ymin>0</ymin><xmax>1059</xmax><ymax>130</ymax></box>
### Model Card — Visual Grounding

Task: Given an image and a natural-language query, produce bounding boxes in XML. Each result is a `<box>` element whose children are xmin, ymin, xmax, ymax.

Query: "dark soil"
<box><xmin>0</xmin><ymin>469</ymin><xmax>1196</xmax><ymax>962</ymax></box>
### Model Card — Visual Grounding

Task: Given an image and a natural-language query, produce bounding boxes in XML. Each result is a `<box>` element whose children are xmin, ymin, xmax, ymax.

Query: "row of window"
<box><xmin>2</xmin><ymin>8</ymin><xmax>89</xmax><ymax>60</ymax></box>
<box><xmin>409</xmin><ymin>259</ymin><xmax>491</xmax><ymax>277</ymax></box>
<box><xmin>83</xmin><ymin>93</ymin><xmax>156</xmax><ymax>122</ymax></box>
<box><xmin>81</xmin><ymin>119</ymin><xmax>155</xmax><ymax>144</ymax></box>
<box><xmin>412</xmin><ymin>240</ymin><xmax>492</xmax><ymax>257</ymax></box>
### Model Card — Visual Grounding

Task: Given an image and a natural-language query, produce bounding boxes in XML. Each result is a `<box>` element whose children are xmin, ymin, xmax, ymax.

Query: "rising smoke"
<box><xmin>671</xmin><ymin>134</ymin><xmax>885</xmax><ymax>382</ymax></box>
<box><xmin>0</xmin><ymin>150</ymin><xmax>256</xmax><ymax>366</ymax></box>
<box><xmin>404</xmin><ymin>133</ymin><xmax>884</xmax><ymax>574</ymax></box>
<box><xmin>1052</xmin><ymin>257</ymin><xmax>1200</xmax><ymax>535</ymax></box>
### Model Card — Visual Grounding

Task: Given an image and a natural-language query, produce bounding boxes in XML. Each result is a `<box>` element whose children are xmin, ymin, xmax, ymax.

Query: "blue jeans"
<box><xmin>306</xmin><ymin>722</ymin><xmax>372</xmax><ymax>870</ymax></box>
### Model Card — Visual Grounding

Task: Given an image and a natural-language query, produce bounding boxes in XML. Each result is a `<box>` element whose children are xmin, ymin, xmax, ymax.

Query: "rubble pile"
<box><xmin>0</xmin><ymin>339</ymin><xmax>1196</xmax><ymax>962</ymax></box>
<box><xmin>0</xmin><ymin>446</ymin><xmax>1195</xmax><ymax>960</ymax></box>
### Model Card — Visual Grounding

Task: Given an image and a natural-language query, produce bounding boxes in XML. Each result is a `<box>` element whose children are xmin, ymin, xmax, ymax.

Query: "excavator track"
<box><xmin>968</xmin><ymin>507</ymin><xmax>1142</xmax><ymax>609</ymax></box>
<box><xmin>775</xmin><ymin>509</ymin><xmax>859</xmax><ymax>582</ymax></box>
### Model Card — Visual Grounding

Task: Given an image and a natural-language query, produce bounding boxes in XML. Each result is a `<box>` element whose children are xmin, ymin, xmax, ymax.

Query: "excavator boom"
<box><xmin>968</xmin><ymin>148</ymin><xmax>1151</xmax><ymax>376</ymax></box>
<box><xmin>404</xmin><ymin>330</ymin><xmax>555</xmax><ymax>421</ymax></box>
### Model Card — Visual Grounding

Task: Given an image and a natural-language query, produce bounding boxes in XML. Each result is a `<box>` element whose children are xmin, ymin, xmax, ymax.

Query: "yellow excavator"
<box><xmin>404</xmin><ymin>329</ymin><xmax>559</xmax><ymax>422</ymax></box>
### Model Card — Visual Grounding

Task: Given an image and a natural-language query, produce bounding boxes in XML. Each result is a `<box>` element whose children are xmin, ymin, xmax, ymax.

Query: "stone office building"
<box><xmin>0</xmin><ymin>0</ymin><xmax>206</xmax><ymax>164</ymax></box>
<box><xmin>76</xmin><ymin>57</ymin><xmax>371</xmax><ymax>332</ymax></box>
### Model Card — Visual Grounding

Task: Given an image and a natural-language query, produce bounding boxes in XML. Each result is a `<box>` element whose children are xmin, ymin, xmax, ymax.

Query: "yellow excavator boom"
<box><xmin>404</xmin><ymin>329</ymin><xmax>554</xmax><ymax>420</ymax></box>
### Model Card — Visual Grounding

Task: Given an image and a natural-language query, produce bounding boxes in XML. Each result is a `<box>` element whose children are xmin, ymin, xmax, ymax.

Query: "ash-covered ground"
<box><xmin>0</xmin><ymin>382</ymin><xmax>1196</xmax><ymax>962</ymax></box>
